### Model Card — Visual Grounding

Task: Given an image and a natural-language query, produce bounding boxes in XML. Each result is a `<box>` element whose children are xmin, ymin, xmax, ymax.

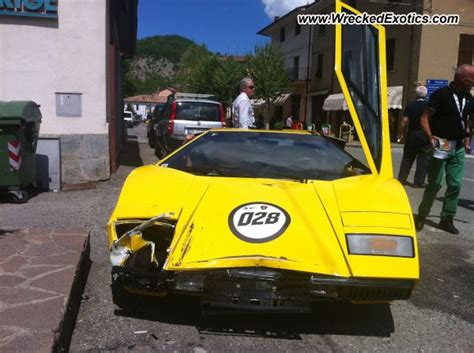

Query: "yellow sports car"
<box><xmin>107</xmin><ymin>1</ymin><xmax>418</xmax><ymax>313</ymax></box>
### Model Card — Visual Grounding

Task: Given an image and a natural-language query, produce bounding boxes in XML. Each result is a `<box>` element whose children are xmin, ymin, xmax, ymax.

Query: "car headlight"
<box><xmin>346</xmin><ymin>234</ymin><xmax>414</xmax><ymax>258</ymax></box>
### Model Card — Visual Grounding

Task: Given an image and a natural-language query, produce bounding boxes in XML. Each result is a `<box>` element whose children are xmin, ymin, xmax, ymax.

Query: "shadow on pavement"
<box><xmin>118</xmin><ymin>140</ymin><xmax>144</xmax><ymax>168</ymax></box>
<box><xmin>114</xmin><ymin>297</ymin><xmax>394</xmax><ymax>338</ymax></box>
<box><xmin>436</xmin><ymin>196</ymin><xmax>474</xmax><ymax>211</ymax></box>
<box><xmin>0</xmin><ymin>185</ymin><xmax>44</xmax><ymax>204</ymax></box>
<box><xmin>457</xmin><ymin>198</ymin><xmax>474</xmax><ymax>212</ymax></box>
<box><xmin>410</xmin><ymin>242</ymin><xmax>474</xmax><ymax>325</ymax></box>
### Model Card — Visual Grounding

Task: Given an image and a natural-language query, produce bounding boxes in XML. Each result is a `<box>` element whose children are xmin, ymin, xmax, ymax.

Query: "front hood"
<box><xmin>165</xmin><ymin>178</ymin><xmax>351</xmax><ymax>277</ymax></box>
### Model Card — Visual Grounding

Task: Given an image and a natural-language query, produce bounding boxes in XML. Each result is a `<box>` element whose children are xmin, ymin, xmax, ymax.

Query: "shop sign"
<box><xmin>0</xmin><ymin>0</ymin><xmax>58</xmax><ymax>19</ymax></box>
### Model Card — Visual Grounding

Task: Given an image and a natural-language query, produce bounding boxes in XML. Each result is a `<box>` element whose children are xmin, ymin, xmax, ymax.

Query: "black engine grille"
<box><xmin>339</xmin><ymin>286</ymin><xmax>412</xmax><ymax>301</ymax></box>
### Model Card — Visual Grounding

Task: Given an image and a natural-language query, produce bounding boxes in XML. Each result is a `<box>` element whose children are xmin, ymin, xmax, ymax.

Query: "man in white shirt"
<box><xmin>232</xmin><ymin>78</ymin><xmax>255</xmax><ymax>129</ymax></box>
<box><xmin>286</xmin><ymin>114</ymin><xmax>294</xmax><ymax>128</ymax></box>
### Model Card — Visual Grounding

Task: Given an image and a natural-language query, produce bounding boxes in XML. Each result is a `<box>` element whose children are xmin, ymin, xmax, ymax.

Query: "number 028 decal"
<box><xmin>228</xmin><ymin>202</ymin><xmax>291</xmax><ymax>243</ymax></box>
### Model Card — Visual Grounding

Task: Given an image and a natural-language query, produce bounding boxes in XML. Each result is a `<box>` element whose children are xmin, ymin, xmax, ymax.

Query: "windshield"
<box><xmin>162</xmin><ymin>132</ymin><xmax>369</xmax><ymax>180</ymax></box>
<box><xmin>175</xmin><ymin>102</ymin><xmax>221</xmax><ymax>121</ymax></box>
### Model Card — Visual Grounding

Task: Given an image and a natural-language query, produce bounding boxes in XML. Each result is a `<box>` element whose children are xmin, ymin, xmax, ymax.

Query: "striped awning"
<box><xmin>251</xmin><ymin>93</ymin><xmax>291</xmax><ymax>108</ymax></box>
<box><xmin>273</xmin><ymin>93</ymin><xmax>291</xmax><ymax>105</ymax></box>
<box><xmin>322</xmin><ymin>86</ymin><xmax>404</xmax><ymax>111</ymax></box>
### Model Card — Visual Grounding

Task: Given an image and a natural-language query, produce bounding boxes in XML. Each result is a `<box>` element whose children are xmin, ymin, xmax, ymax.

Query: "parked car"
<box><xmin>153</xmin><ymin>97</ymin><xmax>225</xmax><ymax>158</ymax></box>
<box><xmin>108</xmin><ymin>129</ymin><xmax>418</xmax><ymax>313</ymax></box>
<box><xmin>147</xmin><ymin>103</ymin><xmax>165</xmax><ymax>148</ymax></box>
<box><xmin>107</xmin><ymin>4</ymin><xmax>419</xmax><ymax>313</ymax></box>
<box><xmin>123</xmin><ymin>111</ymin><xmax>133</xmax><ymax>128</ymax></box>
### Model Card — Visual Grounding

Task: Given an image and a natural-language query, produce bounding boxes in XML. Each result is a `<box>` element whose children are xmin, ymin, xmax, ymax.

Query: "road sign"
<box><xmin>426</xmin><ymin>79</ymin><xmax>448</xmax><ymax>99</ymax></box>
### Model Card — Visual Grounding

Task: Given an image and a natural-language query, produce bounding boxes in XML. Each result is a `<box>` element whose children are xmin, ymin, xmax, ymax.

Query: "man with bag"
<box><xmin>415</xmin><ymin>64</ymin><xmax>474</xmax><ymax>234</ymax></box>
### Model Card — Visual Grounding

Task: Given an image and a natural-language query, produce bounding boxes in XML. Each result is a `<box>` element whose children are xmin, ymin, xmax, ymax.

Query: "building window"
<box><xmin>293</xmin><ymin>56</ymin><xmax>300</xmax><ymax>80</ymax></box>
<box><xmin>292</xmin><ymin>95</ymin><xmax>301</xmax><ymax>120</ymax></box>
<box><xmin>295</xmin><ymin>20</ymin><xmax>301</xmax><ymax>36</ymax></box>
<box><xmin>316</xmin><ymin>54</ymin><xmax>323</xmax><ymax>79</ymax></box>
<box><xmin>280</xmin><ymin>27</ymin><xmax>286</xmax><ymax>42</ymax></box>
<box><xmin>386</xmin><ymin>38</ymin><xmax>396</xmax><ymax>71</ymax></box>
<box><xmin>319</xmin><ymin>12</ymin><xmax>326</xmax><ymax>35</ymax></box>
<box><xmin>457</xmin><ymin>34</ymin><xmax>473</xmax><ymax>66</ymax></box>
<box><xmin>319</xmin><ymin>24</ymin><xmax>326</xmax><ymax>35</ymax></box>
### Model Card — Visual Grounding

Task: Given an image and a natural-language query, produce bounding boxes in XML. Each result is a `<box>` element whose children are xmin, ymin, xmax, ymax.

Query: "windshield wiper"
<box><xmin>178</xmin><ymin>166</ymin><xmax>221</xmax><ymax>176</ymax></box>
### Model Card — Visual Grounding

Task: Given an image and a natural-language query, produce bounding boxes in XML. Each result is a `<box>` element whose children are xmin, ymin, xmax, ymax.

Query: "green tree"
<box><xmin>212</xmin><ymin>58</ymin><xmax>245</xmax><ymax>106</ymax></box>
<box><xmin>246</xmin><ymin>43</ymin><xmax>288</xmax><ymax>128</ymax></box>
<box><xmin>176</xmin><ymin>47</ymin><xmax>246</xmax><ymax>107</ymax></box>
<box><xmin>123</xmin><ymin>59</ymin><xmax>137</xmax><ymax>97</ymax></box>
<box><xmin>136</xmin><ymin>35</ymin><xmax>197</xmax><ymax>64</ymax></box>
<box><xmin>175</xmin><ymin>45</ymin><xmax>216</xmax><ymax>92</ymax></box>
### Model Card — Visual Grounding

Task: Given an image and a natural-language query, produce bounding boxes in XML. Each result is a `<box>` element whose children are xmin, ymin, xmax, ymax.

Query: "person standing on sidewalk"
<box><xmin>397</xmin><ymin>85</ymin><xmax>430</xmax><ymax>188</ymax></box>
<box><xmin>415</xmin><ymin>64</ymin><xmax>474</xmax><ymax>234</ymax></box>
<box><xmin>232</xmin><ymin>78</ymin><xmax>255</xmax><ymax>129</ymax></box>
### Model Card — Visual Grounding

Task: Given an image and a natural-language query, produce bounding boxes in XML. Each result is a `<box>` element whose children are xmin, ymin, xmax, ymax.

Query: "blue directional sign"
<box><xmin>426</xmin><ymin>79</ymin><xmax>448</xmax><ymax>99</ymax></box>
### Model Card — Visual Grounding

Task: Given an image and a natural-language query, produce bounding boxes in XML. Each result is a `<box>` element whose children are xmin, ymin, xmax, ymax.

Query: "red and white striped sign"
<box><xmin>8</xmin><ymin>140</ymin><xmax>22</xmax><ymax>171</ymax></box>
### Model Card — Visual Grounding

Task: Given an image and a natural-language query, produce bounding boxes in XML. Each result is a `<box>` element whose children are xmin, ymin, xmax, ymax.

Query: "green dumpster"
<box><xmin>0</xmin><ymin>101</ymin><xmax>42</xmax><ymax>203</ymax></box>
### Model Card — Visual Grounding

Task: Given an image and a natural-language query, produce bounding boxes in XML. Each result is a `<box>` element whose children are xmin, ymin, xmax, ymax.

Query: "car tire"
<box><xmin>111</xmin><ymin>283</ymin><xmax>141</xmax><ymax>312</ymax></box>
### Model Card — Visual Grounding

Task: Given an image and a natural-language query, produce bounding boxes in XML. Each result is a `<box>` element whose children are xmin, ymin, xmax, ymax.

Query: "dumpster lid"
<box><xmin>0</xmin><ymin>101</ymin><xmax>42</xmax><ymax>123</ymax></box>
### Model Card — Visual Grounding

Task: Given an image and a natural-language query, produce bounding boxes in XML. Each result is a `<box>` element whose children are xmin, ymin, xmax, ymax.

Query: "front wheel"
<box><xmin>111</xmin><ymin>283</ymin><xmax>141</xmax><ymax>312</ymax></box>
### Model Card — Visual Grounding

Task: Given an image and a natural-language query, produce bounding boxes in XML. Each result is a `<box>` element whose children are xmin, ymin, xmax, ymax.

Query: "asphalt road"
<box><xmin>1</xmin><ymin>124</ymin><xmax>473</xmax><ymax>352</ymax></box>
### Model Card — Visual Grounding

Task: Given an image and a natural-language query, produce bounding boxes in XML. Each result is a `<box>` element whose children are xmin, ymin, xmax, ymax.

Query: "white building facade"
<box><xmin>0</xmin><ymin>0</ymin><xmax>137</xmax><ymax>186</ymax></box>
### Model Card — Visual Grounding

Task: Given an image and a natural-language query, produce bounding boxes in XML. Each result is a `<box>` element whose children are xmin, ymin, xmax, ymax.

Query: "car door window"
<box><xmin>342</xmin><ymin>24</ymin><xmax>381</xmax><ymax>171</ymax></box>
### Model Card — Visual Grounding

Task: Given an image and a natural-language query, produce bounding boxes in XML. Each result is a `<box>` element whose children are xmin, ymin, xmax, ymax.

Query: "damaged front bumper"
<box><xmin>109</xmin><ymin>216</ymin><xmax>414</xmax><ymax>312</ymax></box>
<box><xmin>109</xmin><ymin>213</ymin><xmax>176</xmax><ymax>268</ymax></box>
<box><xmin>111</xmin><ymin>266</ymin><xmax>415</xmax><ymax>312</ymax></box>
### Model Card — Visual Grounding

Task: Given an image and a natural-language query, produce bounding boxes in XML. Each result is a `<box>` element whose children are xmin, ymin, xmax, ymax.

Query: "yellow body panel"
<box><xmin>108</xmin><ymin>166</ymin><xmax>419</xmax><ymax>281</ymax></box>
<box><xmin>164</xmin><ymin>178</ymin><xmax>350</xmax><ymax>276</ymax></box>
<box><xmin>107</xmin><ymin>2</ymin><xmax>419</xmax><ymax>293</ymax></box>
<box><xmin>341</xmin><ymin>212</ymin><xmax>411</xmax><ymax>229</ymax></box>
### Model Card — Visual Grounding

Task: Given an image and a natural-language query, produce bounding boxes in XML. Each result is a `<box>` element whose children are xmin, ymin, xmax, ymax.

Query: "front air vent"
<box><xmin>340</xmin><ymin>286</ymin><xmax>412</xmax><ymax>301</ymax></box>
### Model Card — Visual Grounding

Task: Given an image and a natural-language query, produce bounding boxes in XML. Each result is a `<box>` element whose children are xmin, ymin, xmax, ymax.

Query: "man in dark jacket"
<box><xmin>397</xmin><ymin>85</ymin><xmax>430</xmax><ymax>187</ymax></box>
<box><xmin>415</xmin><ymin>64</ymin><xmax>474</xmax><ymax>234</ymax></box>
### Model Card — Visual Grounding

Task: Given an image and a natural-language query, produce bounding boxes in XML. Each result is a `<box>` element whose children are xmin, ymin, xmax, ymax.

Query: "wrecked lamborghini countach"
<box><xmin>107</xmin><ymin>1</ymin><xmax>419</xmax><ymax>313</ymax></box>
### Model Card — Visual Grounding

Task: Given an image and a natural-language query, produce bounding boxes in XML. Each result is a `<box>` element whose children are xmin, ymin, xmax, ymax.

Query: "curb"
<box><xmin>53</xmin><ymin>231</ymin><xmax>91</xmax><ymax>353</ymax></box>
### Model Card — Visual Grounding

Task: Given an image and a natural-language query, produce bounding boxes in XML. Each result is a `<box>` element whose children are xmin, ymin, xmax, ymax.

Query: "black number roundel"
<box><xmin>228</xmin><ymin>202</ymin><xmax>291</xmax><ymax>243</ymax></box>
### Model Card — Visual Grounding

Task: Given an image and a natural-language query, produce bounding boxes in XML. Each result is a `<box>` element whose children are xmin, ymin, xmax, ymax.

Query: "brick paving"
<box><xmin>0</xmin><ymin>228</ymin><xmax>90</xmax><ymax>353</ymax></box>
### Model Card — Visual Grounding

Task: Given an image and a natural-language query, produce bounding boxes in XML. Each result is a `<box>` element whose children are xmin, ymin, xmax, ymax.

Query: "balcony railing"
<box><xmin>287</xmin><ymin>67</ymin><xmax>311</xmax><ymax>81</ymax></box>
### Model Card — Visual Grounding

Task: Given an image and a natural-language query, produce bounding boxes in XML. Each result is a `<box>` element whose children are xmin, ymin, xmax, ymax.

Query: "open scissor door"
<box><xmin>334</xmin><ymin>1</ymin><xmax>393</xmax><ymax>177</ymax></box>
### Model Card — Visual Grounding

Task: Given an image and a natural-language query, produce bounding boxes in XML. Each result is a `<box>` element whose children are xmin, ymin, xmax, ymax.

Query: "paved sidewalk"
<box><xmin>0</xmin><ymin>228</ymin><xmax>90</xmax><ymax>353</ymax></box>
